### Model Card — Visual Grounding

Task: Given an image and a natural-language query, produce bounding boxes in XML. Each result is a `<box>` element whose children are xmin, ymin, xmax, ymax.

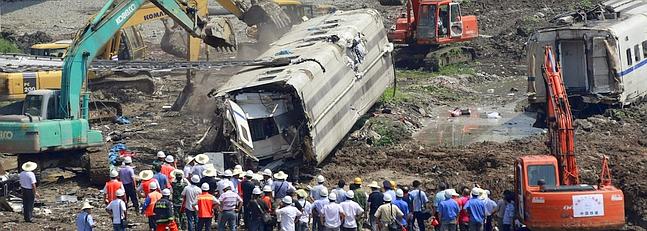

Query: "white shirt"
<box><xmin>181</xmin><ymin>184</ymin><xmax>201</xmax><ymax>211</ymax></box>
<box><xmin>311</xmin><ymin>184</ymin><xmax>327</xmax><ymax>200</ymax></box>
<box><xmin>298</xmin><ymin>199</ymin><xmax>313</xmax><ymax>223</ymax></box>
<box><xmin>183</xmin><ymin>165</ymin><xmax>193</xmax><ymax>178</ymax></box>
<box><xmin>106</xmin><ymin>199</ymin><xmax>126</xmax><ymax>224</ymax></box>
<box><xmin>340</xmin><ymin>200</ymin><xmax>364</xmax><ymax>228</ymax></box>
<box><xmin>277</xmin><ymin>205</ymin><xmax>302</xmax><ymax>231</ymax></box>
<box><xmin>217</xmin><ymin>178</ymin><xmax>235</xmax><ymax>195</ymax></box>
<box><xmin>19</xmin><ymin>171</ymin><xmax>37</xmax><ymax>189</ymax></box>
<box><xmin>321</xmin><ymin>202</ymin><xmax>345</xmax><ymax>228</ymax></box>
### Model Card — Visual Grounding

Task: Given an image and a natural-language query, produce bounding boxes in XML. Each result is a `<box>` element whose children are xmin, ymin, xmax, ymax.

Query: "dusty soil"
<box><xmin>1</xmin><ymin>0</ymin><xmax>646</xmax><ymax>230</ymax></box>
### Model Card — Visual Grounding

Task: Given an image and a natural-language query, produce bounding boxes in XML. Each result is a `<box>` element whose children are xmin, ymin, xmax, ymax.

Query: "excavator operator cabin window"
<box><xmin>23</xmin><ymin>95</ymin><xmax>43</xmax><ymax>117</ymax></box>
<box><xmin>439</xmin><ymin>5</ymin><xmax>449</xmax><ymax>37</ymax></box>
<box><xmin>450</xmin><ymin>4</ymin><xmax>461</xmax><ymax>22</ymax></box>
<box><xmin>527</xmin><ymin>165</ymin><xmax>556</xmax><ymax>186</ymax></box>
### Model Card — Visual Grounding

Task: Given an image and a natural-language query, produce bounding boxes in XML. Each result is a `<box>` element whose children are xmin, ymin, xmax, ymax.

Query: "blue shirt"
<box><xmin>118</xmin><ymin>166</ymin><xmax>135</xmax><ymax>185</ymax></box>
<box><xmin>154</xmin><ymin>173</ymin><xmax>169</xmax><ymax>190</ymax></box>
<box><xmin>393</xmin><ymin>199</ymin><xmax>409</xmax><ymax>225</ymax></box>
<box><xmin>438</xmin><ymin>198</ymin><xmax>460</xmax><ymax>223</ymax></box>
<box><xmin>409</xmin><ymin>189</ymin><xmax>428</xmax><ymax>212</ymax></box>
<box><xmin>464</xmin><ymin>197</ymin><xmax>487</xmax><ymax>224</ymax></box>
<box><xmin>434</xmin><ymin>191</ymin><xmax>446</xmax><ymax>207</ymax></box>
<box><xmin>503</xmin><ymin>202</ymin><xmax>515</xmax><ymax>225</ymax></box>
<box><xmin>334</xmin><ymin>188</ymin><xmax>347</xmax><ymax>203</ymax></box>
<box><xmin>384</xmin><ymin>190</ymin><xmax>396</xmax><ymax>203</ymax></box>
<box><xmin>75</xmin><ymin>210</ymin><xmax>95</xmax><ymax>231</ymax></box>
<box><xmin>313</xmin><ymin>198</ymin><xmax>330</xmax><ymax>213</ymax></box>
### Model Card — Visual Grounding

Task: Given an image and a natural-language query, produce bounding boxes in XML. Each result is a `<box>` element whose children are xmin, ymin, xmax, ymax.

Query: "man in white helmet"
<box><xmin>261</xmin><ymin>169</ymin><xmax>273</xmax><ymax>188</ymax></box>
<box><xmin>277</xmin><ymin>196</ymin><xmax>302</xmax><ymax>231</ymax></box>
<box><xmin>182</xmin><ymin>175</ymin><xmax>203</xmax><ymax>231</ymax></box>
<box><xmin>321</xmin><ymin>192</ymin><xmax>346</xmax><ymax>231</ymax></box>
<box><xmin>154</xmin><ymin>189</ymin><xmax>179</xmax><ymax>231</ymax></box>
<box><xmin>141</xmin><ymin>182</ymin><xmax>163</xmax><ymax>230</ymax></box>
<box><xmin>161</xmin><ymin>155</ymin><xmax>176</xmax><ymax>180</ymax></box>
<box><xmin>106</xmin><ymin>189</ymin><xmax>128</xmax><ymax>231</ymax></box>
<box><xmin>248</xmin><ymin>187</ymin><xmax>269</xmax><ymax>231</ymax></box>
<box><xmin>153</xmin><ymin>151</ymin><xmax>167</xmax><ymax>170</ymax></box>
<box><xmin>312</xmin><ymin>188</ymin><xmax>330</xmax><ymax>231</ymax></box>
<box><xmin>217</xmin><ymin>169</ymin><xmax>236</xmax><ymax>195</ymax></box>
<box><xmin>103</xmin><ymin>170</ymin><xmax>125</xmax><ymax>205</ymax></box>
<box><xmin>375</xmin><ymin>194</ymin><xmax>403</xmax><ymax>231</ymax></box>
<box><xmin>311</xmin><ymin>175</ymin><xmax>328</xmax><ymax>201</ymax></box>
<box><xmin>340</xmin><ymin>190</ymin><xmax>364</xmax><ymax>231</ymax></box>
<box><xmin>119</xmin><ymin>156</ymin><xmax>139</xmax><ymax>210</ymax></box>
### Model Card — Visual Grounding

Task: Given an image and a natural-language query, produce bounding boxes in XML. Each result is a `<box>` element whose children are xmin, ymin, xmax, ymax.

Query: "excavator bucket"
<box><xmin>242</xmin><ymin>1</ymin><xmax>292</xmax><ymax>31</ymax></box>
<box><xmin>379</xmin><ymin>0</ymin><xmax>403</xmax><ymax>6</ymax></box>
<box><xmin>203</xmin><ymin>17</ymin><xmax>238</xmax><ymax>52</ymax></box>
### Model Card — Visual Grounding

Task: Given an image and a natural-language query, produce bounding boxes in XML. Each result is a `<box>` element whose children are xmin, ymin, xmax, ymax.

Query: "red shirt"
<box><xmin>160</xmin><ymin>164</ymin><xmax>175</xmax><ymax>180</ymax></box>
<box><xmin>104</xmin><ymin>180</ymin><xmax>123</xmax><ymax>204</ymax></box>
<box><xmin>261</xmin><ymin>195</ymin><xmax>273</xmax><ymax>213</ymax></box>
<box><xmin>197</xmin><ymin>192</ymin><xmax>217</xmax><ymax>218</ymax></box>
<box><xmin>145</xmin><ymin>191</ymin><xmax>163</xmax><ymax>217</ymax></box>
<box><xmin>459</xmin><ymin>196</ymin><xmax>470</xmax><ymax>224</ymax></box>
<box><xmin>141</xmin><ymin>179</ymin><xmax>158</xmax><ymax>197</ymax></box>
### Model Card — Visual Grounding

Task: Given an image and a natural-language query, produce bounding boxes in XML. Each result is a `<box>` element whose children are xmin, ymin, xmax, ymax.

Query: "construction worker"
<box><xmin>232</xmin><ymin>165</ymin><xmax>243</xmax><ymax>193</ymax></box>
<box><xmin>410</xmin><ymin>180</ymin><xmax>429</xmax><ymax>231</ymax></box>
<box><xmin>104</xmin><ymin>170</ymin><xmax>126</xmax><ymax>205</ymax></box>
<box><xmin>197</xmin><ymin>183</ymin><xmax>219</xmax><ymax>231</ymax></box>
<box><xmin>154</xmin><ymin>164</ymin><xmax>171</xmax><ymax>191</ymax></box>
<box><xmin>437</xmin><ymin>189</ymin><xmax>460</xmax><ymax>231</ymax></box>
<box><xmin>106</xmin><ymin>189</ymin><xmax>128</xmax><ymax>231</ymax></box>
<box><xmin>261</xmin><ymin>185</ymin><xmax>275</xmax><ymax>231</ymax></box>
<box><xmin>333</xmin><ymin>180</ymin><xmax>347</xmax><ymax>203</ymax></box>
<box><xmin>312</xmin><ymin>188</ymin><xmax>330</xmax><ymax>231</ymax></box>
<box><xmin>191</xmin><ymin>154</ymin><xmax>209</xmax><ymax>179</ymax></box>
<box><xmin>458</xmin><ymin>187</ymin><xmax>471</xmax><ymax>231</ymax></box>
<box><xmin>248</xmin><ymin>187</ymin><xmax>268</xmax><ymax>231</ymax></box>
<box><xmin>217</xmin><ymin>169</ymin><xmax>236</xmax><ymax>195</ymax></box>
<box><xmin>272</xmin><ymin>171</ymin><xmax>295</xmax><ymax>200</ymax></box>
<box><xmin>183</xmin><ymin>175</ymin><xmax>203</xmax><ymax>231</ymax></box>
<box><xmin>383</xmin><ymin>181</ymin><xmax>395</xmax><ymax>202</ymax></box>
<box><xmin>201</xmin><ymin>168</ymin><xmax>219</xmax><ymax>195</ymax></box>
<box><xmin>161</xmin><ymin>155</ymin><xmax>176</xmax><ymax>180</ymax></box>
<box><xmin>155</xmin><ymin>189</ymin><xmax>178</xmax><ymax>231</ymax></box>
<box><xmin>277</xmin><ymin>195</ymin><xmax>302</xmax><ymax>231</ymax></box>
<box><xmin>142</xmin><ymin>182</ymin><xmax>163</xmax><ymax>231</ymax></box>
<box><xmin>340</xmin><ymin>190</ymin><xmax>364</xmax><ymax>231</ymax></box>
<box><xmin>296</xmin><ymin>189</ymin><xmax>312</xmax><ymax>231</ymax></box>
<box><xmin>481</xmin><ymin>190</ymin><xmax>498</xmax><ymax>231</ymax></box>
<box><xmin>495</xmin><ymin>190</ymin><xmax>513</xmax><ymax>231</ymax></box>
<box><xmin>375</xmin><ymin>194</ymin><xmax>403</xmax><ymax>231</ymax></box>
<box><xmin>153</xmin><ymin>151</ymin><xmax>167</xmax><ymax>170</ymax></box>
<box><xmin>321</xmin><ymin>192</ymin><xmax>345</xmax><ymax>231</ymax></box>
<box><xmin>393</xmin><ymin>189</ymin><xmax>409</xmax><ymax>227</ymax></box>
<box><xmin>119</xmin><ymin>156</ymin><xmax>139</xmax><ymax>210</ymax></box>
<box><xmin>138</xmin><ymin>170</ymin><xmax>159</xmax><ymax>198</ymax></box>
<box><xmin>464</xmin><ymin>188</ymin><xmax>487</xmax><ymax>231</ymax></box>
<box><xmin>75</xmin><ymin>201</ymin><xmax>96</xmax><ymax>231</ymax></box>
<box><xmin>311</xmin><ymin>175</ymin><xmax>328</xmax><ymax>200</ymax></box>
<box><xmin>171</xmin><ymin>169</ymin><xmax>188</xmax><ymax>230</ymax></box>
<box><xmin>349</xmin><ymin>178</ymin><xmax>367</xmax><ymax>231</ymax></box>
<box><xmin>261</xmin><ymin>169</ymin><xmax>273</xmax><ymax>188</ymax></box>
<box><xmin>218</xmin><ymin>184</ymin><xmax>243</xmax><ymax>231</ymax></box>
<box><xmin>366</xmin><ymin>181</ymin><xmax>382</xmax><ymax>231</ymax></box>
<box><xmin>241</xmin><ymin>170</ymin><xmax>256</xmax><ymax>225</ymax></box>
<box><xmin>183</xmin><ymin>156</ymin><xmax>195</xmax><ymax>179</ymax></box>
<box><xmin>19</xmin><ymin>161</ymin><xmax>38</xmax><ymax>222</ymax></box>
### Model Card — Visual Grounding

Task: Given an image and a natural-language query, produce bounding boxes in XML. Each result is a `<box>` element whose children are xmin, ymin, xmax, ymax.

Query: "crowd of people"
<box><xmin>58</xmin><ymin>151</ymin><xmax>516</xmax><ymax>231</ymax></box>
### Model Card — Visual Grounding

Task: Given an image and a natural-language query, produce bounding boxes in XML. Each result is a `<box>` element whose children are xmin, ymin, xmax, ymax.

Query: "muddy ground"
<box><xmin>1</xmin><ymin>0</ymin><xmax>646</xmax><ymax>230</ymax></box>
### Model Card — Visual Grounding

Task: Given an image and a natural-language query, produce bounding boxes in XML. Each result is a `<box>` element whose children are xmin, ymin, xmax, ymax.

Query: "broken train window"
<box><xmin>249</xmin><ymin>117</ymin><xmax>280</xmax><ymax>141</ymax></box>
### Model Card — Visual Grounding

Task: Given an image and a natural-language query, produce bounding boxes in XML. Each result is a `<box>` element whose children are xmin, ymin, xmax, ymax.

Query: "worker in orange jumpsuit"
<box><xmin>197</xmin><ymin>183</ymin><xmax>220</xmax><ymax>231</ymax></box>
<box><xmin>138</xmin><ymin>170</ymin><xmax>159</xmax><ymax>198</ymax></box>
<box><xmin>103</xmin><ymin>170</ymin><xmax>125</xmax><ymax>205</ymax></box>
<box><xmin>142</xmin><ymin>182</ymin><xmax>163</xmax><ymax>231</ymax></box>
<box><xmin>160</xmin><ymin>155</ymin><xmax>176</xmax><ymax>180</ymax></box>
<box><xmin>154</xmin><ymin>189</ymin><xmax>179</xmax><ymax>231</ymax></box>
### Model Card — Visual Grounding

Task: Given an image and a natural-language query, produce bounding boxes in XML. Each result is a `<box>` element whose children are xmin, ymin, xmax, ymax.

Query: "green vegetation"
<box><xmin>580</xmin><ymin>0</ymin><xmax>593</xmax><ymax>8</ymax></box>
<box><xmin>0</xmin><ymin>38</ymin><xmax>20</xmax><ymax>53</ymax></box>
<box><xmin>380</xmin><ymin>87</ymin><xmax>411</xmax><ymax>104</ymax></box>
<box><xmin>396</xmin><ymin>64</ymin><xmax>475</xmax><ymax>79</ymax></box>
<box><xmin>370</xmin><ymin>117</ymin><xmax>410</xmax><ymax>146</ymax></box>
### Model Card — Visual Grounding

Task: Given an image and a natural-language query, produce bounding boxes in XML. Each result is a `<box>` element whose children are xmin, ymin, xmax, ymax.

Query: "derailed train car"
<box><xmin>212</xmin><ymin>9</ymin><xmax>394</xmax><ymax>169</ymax></box>
<box><xmin>527</xmin><ymin>0</ymin><xmax>647</xmax><ymax>118</ymax></box>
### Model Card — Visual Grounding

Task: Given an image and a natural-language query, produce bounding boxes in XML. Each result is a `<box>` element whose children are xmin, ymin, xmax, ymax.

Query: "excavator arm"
<box><xmin>61</xmin><ymin>0</ymin><xmax>214</xmax><ymax>119</ymax></box>
<box><xmin>542</xmin><ymin>46</ymin><xmax>580</xmax><ymax>185</ymax></box>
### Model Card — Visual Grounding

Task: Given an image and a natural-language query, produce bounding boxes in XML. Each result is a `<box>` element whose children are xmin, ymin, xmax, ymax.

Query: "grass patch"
<box><xmin>396</xmin><ymin>64</ymin><xmax>475</xmax><ymax>79</ymax></box>
<box><xmin>370</xmin><ymin>117</ymin><xmax>410</xmax><ymax>146</ymax></box>
<box><xmin>380</xmin><ymin>87</ymin><xmax>411</xmax><ymax>104</ymax></box>
<box><xmin>0</xmin><ymin>38</ymin><xmax>20</xmax><ymax>53</ymax></box>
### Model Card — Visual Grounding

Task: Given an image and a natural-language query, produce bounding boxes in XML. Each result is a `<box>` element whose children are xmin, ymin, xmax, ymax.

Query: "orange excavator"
<box><xmin>379</xmin><ymin>0</ymin><xmax>478</xmax><ymax>70</ymax></box>
<box><xmin>514</xmin><ymin>46</ymin><xmax>625</xmax><ymax>230</ymax></box>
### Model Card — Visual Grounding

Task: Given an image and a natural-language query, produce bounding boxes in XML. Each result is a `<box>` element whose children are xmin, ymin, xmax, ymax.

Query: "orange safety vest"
<box><xmin>142</xmin><ymin>179</ymin><xmax>158</xmax><ymax>196</ymax></box>
<box><xmin>160</xmin><ymin>164</ymin><xmax>175</xmax><ymax>180</ymax></box>
<box><xmin>197</xmin><ymin>192</ymin><xmax>216</xmax><ymax>218</ymax></box>
<box><xmin>105</xmin><ymin>180</ymin><xmax>123</xmax><ymax>203</ymax></box>
<box><xmin>146</xmin><ymin>191</ymin><xmax>163</xmax><ymax>217</ymax></box>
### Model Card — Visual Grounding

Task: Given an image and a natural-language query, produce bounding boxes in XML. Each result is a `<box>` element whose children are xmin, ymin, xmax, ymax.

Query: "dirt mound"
<box><xmin>0</xmin><ymin>30</ymin><xmax>52</xmax><ymax>53</ymax></box>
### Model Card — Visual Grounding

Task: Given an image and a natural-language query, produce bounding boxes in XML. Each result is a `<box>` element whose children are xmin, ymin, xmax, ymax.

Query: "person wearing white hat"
<box><xmin>196</xmin><ymin>183</ymin><xmax>219</xmax><ymax>231</ymax></box>
<box><xmin>153</xmin><ymin>189</ymin><xmax>179</xmax><ymax>231</ymax></box>
<box><xmin>248</xmin><ymin>187</ymin><xmax>268</xmax><ymax>231</ymax></box>
<box><xmin>190</xmin><ymin>154</ymin><xmax>209</xmax><ymax>179</ymax></box>
<box><xmin>103</xmin><ymin>170</ymin><xmax>125</xmax><ymax>205</ymax></box>
<box><xmin>153</xmin><ymin>163</ymin><xmax>171</xmax><ymax>191</ymax></box>
<box><xmin>170</xmin><ymin>169</ymin><xmax>188</xmax><ymax>230</ymax></box>
<box><xmin>217</xmin><ymin>169</ymin><xmax>236</xmax><ymax>195</ymax></box>
<box><xmin>142</xmin><ymin>182</ymin><xmax>163</xmax><ymax>230</ymax></box>
<box><xmin>311</xmin><ymin>175</ymin><xmax>328</xmax><ymax>201</ymax></box>
<box><xmin>75</xmin><ymin>201</ymin><xmax>96</xmax><ymax>231</ymax></box>
<box><xmin>375</xmin><ymin>194</ymin><xmax>404</xmax><ymax>231</ymax></box>
<box><xmin>295</xmin><ymin>189</ymin><xmax>313</xmax><ymax>231</ymax></box>
<box><xmin>312</xmin><ymin>187</ymin><xmax>330</xmax><ymax>231</ymax></box>
<box><xmin>105</xmin><ymin>189</ymin><xmax>127</xmax><ymax>231</ymax></box>
<box><xmin>160</xmin><ymin>155</ymin><xmax>177</xmax><ymax>180</ymax></box>
<box><xmin>183</xmin><ymin>156</ymin><xmax>196</xmax><ymax>179</ymax></box>
<box><xmin>340</xmin><ymin>190</ymin><xmax>364</xmax><ymax>231</ymax></box>
<box><xmin>260</xmin><ymin>184</ymin><xmax>275</xmax><ymax>230</ymax></box>
<box><xmin>321</xmin><ymin>192</ymin><xmax>346</xmax><ymax>230</ymax></box>
<box><xmin>464</xmin><ymin>187</ymin><xmax>487</xmax><ymax>231</ymax></box>
<box><xmin>261</xmin><ymin>169</ymin><xmax>273</xmax><ymax>188</ymax></box>
<box><xmin>272</xmin><ymin>171</ymin><xmax>296</xmax><ymax>200</ymax></box>
<box><xmin>217</xmin><ymin>180</ymin><xmax>243</xmax><ymax>231</ymax></box>
<box><xmin>367</xmin><ymin>181</ymin><xmax>383</xmax><ymax>231</ymax></box>
<box><xmin>232</xmin><ymin>165</ymin><xmax>243</xmax><ymax>193</ymax></box>
<box><xmin>119</xmin><ymin>156</ymin><xmax>139</xmax><ymax>210</ymax></box>
<box><xmin>241</xmin><ymin>170</ymin><xmax>257</xmax><ymax>225</ymax></box>
<box><xmin>480</xmin><ymin>189</ymin><xmax>497</xmax><ymax>231</ymax></box>
<box><xmin>393</xmin><ymin>189</ymin><xmax>409</xmax><ymax>226</ymax></box>
<box><xmin>277</xmin><ymin>195</ymin><xmax>302</xmax><ymax>231</ymax></box>
<box><xmin>153</xmin><ymin>151</ymin><xmax>167</xmax><ymax>170</ymax></box>
<box><xmin>182</xmin><ymin>175</ymin><xmax>203</xmax><ymax>231</ymax></box>
<box><xmin>137</xmin><ymin>170</ymin><xmax>159</xmax><ymax>198</ymax></box>
<box><xmin>437</xmin><ymin>189</ymin><xmax>460</xmax><ymax>231</ymax></box>
<box><xmin>19</xmin><ymin>161</ymin><xmax>38</xmax><ymax>222</ymax></box>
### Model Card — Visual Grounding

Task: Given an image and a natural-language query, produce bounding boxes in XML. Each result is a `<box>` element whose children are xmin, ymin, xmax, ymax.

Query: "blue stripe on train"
<box><xmin>620</xmin><ymin>58</ymin><xmax>647</xmax><ymax>77</ymax></box>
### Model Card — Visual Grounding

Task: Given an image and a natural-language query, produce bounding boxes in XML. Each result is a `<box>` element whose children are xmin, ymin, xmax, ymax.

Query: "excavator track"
<box><xmin>393</xmin><ymin>45</ymin><xmax>475</xmax><ymax>71</ymax></box>
<box><xmin>16</xmin><ymin>145</ymin><xmax>109</xmax><ymax>185</ymax></box>
<box><xmin>85</xmin><ymin>146</ymin><xmax>111</xmax><ymax>185</ymax></box>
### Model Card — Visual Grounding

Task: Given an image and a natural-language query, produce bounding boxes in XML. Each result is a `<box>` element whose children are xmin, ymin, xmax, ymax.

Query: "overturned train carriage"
<box><xmin>214</xmin><ymin>9</ymin><xmax>394</xmax><ymax>168</ymax></box>
<box><xmin>527</xmin><ymin>0</ymin><xmax>647</xmax><ymax>117</ymax></box>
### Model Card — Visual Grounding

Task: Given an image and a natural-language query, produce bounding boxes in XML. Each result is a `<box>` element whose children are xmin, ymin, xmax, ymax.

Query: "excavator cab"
<box><xmin>415</xmin><ymin>1</ymin><xmax>475</xmax><ymax>44</ymax></box>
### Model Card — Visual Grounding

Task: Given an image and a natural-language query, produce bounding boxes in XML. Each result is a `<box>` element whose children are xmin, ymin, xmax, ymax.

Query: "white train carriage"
<box><xmin>213</xmin><ymin>9</ymin><xmax>394</xmax><ymax>167</ymax></box>
<box><xmin>527</xmin><ymin>0</ymin><xmax>647</xmax><ymax>116</ymax></box>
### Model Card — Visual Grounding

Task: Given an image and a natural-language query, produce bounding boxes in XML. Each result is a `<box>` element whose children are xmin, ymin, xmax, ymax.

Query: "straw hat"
<box><xmin>185</xmin><ymin>156</ymin><xmax>195</xmax><ymax>164</ymax></box>
<box><xmin>170</xmin><ymin>169</ymin><xmax>184</xmax><ymax>180</ymax></box>
<box><xmin>367</xmin><ymin>181</ymin><xmax>380</xmax><ymax>189</ymax></box>
<box><xmin>203</xmin><ymin>168</ymin><xmax>217</xmax><ymax>177</ymax></box>
<box><xmin>139</xmin><ymin>170</ymin><xmax>154</xmax><ymax>181</ymax></box>
<box><xmin>194</xmin><ymin>154</ymin><xmax>209</xmax><ymax>164</ymax></box>
<box><xmin>296</xmin><ymin>189</ymin><xmax>309</xmax><ymax>198</ymax></box>
<box><xmin>274</xmin><ymin>171</ymin><xmax>288</xmax><ymax>180</ymax></box>
<box><xmin>81</xmin><ymin>201</ymin><xmax>94</xmax><ymax>210</ymax></box>
<box><xmin>253</xmin><ymin>173</ymin><xmax>264</xmax><ymax>181</ymax></box>
<box><xmin>223</xmin><ymin>169</ymin><xmax>233</xmax><ymax>177</ymax></box>
<box><xmin>233</xmin><ymin>165</ymin><xmax>243</xmax><ymax>176</ymax></box>
<box><xmin>21</xmin><ymin>161</ymin><xmax>37</xmax><ymax>172</ymax></box>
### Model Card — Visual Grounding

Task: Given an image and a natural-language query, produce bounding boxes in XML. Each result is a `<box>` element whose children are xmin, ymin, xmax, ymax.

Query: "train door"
<box><xmin>228</xmin><ymin>100</ymin><xmax>254</xmax><ymax>149</ymax></box>
<box><xmin>590</xmin><ymin>37</ymin><xmax>613</xmax><ymax>93</ymax></box>
<box><xmin>558</xmin><ymin>40</ymin><xmax>588</xmax><ymax>92</ymax></box>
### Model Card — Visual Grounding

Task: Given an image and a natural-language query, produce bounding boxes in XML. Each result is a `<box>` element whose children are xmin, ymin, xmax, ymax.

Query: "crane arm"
<box><xmin>61</xmin><ymin>0</ymin><xmax>207</xmax><ymax>119</ymax></box>
<box><xmin>542</xmin><ymin>46</ymin><xmax>580</xmax><ymax>185</ymax></box>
